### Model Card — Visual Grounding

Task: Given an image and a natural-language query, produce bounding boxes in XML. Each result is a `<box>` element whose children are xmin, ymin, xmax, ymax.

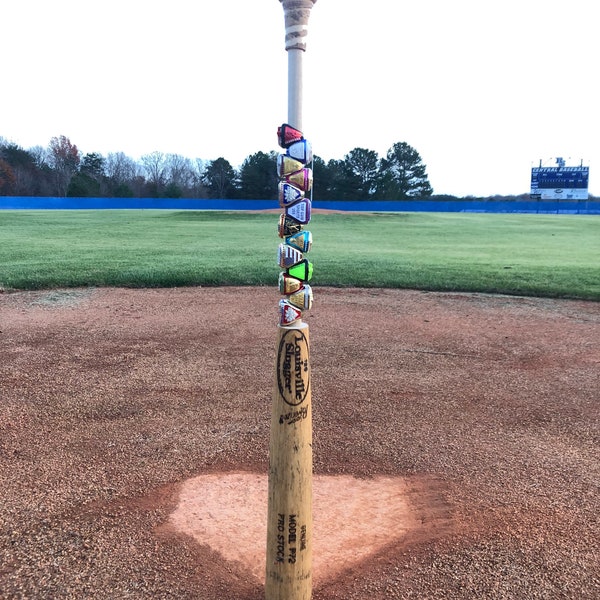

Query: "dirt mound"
<box><xmin>1</xmin><ymin>287</ymin><xmax>598</xmax><ymax>598</ymax></box>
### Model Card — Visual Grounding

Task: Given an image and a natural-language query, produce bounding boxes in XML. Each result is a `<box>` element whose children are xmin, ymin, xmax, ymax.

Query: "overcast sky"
<box><xmin>2</xmin><ymin>0</ymin><xmax>597</xmax><ymax>197</ymax></box>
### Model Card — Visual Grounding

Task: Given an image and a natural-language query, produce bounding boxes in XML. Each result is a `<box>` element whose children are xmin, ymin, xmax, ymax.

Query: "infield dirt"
<box><xmin>1</xmin><ymin>287</ymin><xmax>598</xmax><ymax>599</ymax></box>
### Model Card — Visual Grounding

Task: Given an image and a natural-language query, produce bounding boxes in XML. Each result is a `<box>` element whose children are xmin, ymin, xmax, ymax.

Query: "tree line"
<box><xmin>4</xmin><ymin>134</ymin><xmax>583</xmax><ymax>202</ymax></box>
<box><xmin>0</xmin><ymin>134</ymin><xmax>439</xmax><ymax>201</ymax></box>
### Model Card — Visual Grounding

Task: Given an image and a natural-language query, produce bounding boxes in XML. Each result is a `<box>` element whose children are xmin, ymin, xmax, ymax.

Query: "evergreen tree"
<box><xmin>376</xmin><ymin>142</ymin><xmax>432</xmax><ymax>199</ymax></box>
<box><xmin>203</xmin><ymin>157</ymin><xmax>238</xmax><ymax>199</ymax></box>
<box><xmin>342</xmin><ymin>148</ymin><xmax>380</xmax><ymax>199</ymax></box>
<box><xmin>68</xmin><ymin>152</ymin><xmax>105</xmax><ymax>197</ymax></box>
<box><xmin>320</xmin><ymin>158</ymin><xmax>349</xmax><ymax>200</ymax></box>
<box><xmin>238</xmin><ymin>151</ymin><xmax>277</xmax><ymax>199</ymax></box>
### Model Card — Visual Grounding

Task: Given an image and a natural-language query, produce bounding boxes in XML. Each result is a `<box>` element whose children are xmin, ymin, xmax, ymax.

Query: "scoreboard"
<box><xmin>530</xmin><ymin>165</ymin><xmax>589</xmax><ymax>200</ymax></box>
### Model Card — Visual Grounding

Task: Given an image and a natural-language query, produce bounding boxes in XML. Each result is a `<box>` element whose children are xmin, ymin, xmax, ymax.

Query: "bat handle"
<box><xmin>279</xmin><ymin>0</ymin><xmax>317</xmax><ymax>129</ymax></box>
<box><xmin>280</xmin><ymin>0</ymin><xmax>317</xmax><ymax>51</ymax></box>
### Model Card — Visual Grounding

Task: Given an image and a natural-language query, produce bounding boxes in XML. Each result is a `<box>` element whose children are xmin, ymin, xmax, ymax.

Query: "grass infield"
<box><xmin>1</xmin><ymin>210</ymin><xmax>598</xmax><ymax>300</ymax></box>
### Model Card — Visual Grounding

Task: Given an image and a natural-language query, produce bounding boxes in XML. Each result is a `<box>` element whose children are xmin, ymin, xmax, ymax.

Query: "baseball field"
<box><xmin>1</xmin><ymin>210</ymin><xmax>599</xmax><ymax>598</ymax></box>
<box><xmin>1</xmin><ymin>210</ymin><xmax>599</xmax><ymax>299</ymax></box>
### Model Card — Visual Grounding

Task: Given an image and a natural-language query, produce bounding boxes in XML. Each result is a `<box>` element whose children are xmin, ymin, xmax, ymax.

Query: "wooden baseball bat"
<box><xmin>265</xmin><ymin>322</ymin><xmax>312</xmax><ymax>599</ymax></box>
<box><xmin>266</xmin><ymin>3</ymin><xmax>317</xmax><ymax>599</ymax></box>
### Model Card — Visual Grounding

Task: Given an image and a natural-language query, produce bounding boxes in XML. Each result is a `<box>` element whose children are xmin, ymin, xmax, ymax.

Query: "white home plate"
<box><xmin>168</xmin><ymin>472</ymin><xmax>420</xmax><ymax>585</ymax></box>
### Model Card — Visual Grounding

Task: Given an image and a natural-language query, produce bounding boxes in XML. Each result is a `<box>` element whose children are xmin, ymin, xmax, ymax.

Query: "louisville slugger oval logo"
<box><xmin>277</xmin><ymin>330</ymin><xmax>310</xmax><ymax>406</ymax></box>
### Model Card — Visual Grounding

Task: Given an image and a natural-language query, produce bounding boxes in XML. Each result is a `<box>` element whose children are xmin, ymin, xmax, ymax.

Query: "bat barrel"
<box><xmin>265</xmin><ymin>322</ymin><xmax>313</xmax><ymax>599</ymax></box>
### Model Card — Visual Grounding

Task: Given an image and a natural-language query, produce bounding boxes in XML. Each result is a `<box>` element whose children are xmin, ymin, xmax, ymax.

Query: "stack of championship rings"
<box><xmin>277</xmin><ymin>123</ymin><xmax>314</xmax><ymax>326</ymax></box>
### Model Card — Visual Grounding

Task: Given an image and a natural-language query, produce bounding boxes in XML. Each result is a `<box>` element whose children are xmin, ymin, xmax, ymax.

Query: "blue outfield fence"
<box><xmin>1</xmin><ymin>196</ymin><xmax>599</xmax><ymax>214</ymax></box>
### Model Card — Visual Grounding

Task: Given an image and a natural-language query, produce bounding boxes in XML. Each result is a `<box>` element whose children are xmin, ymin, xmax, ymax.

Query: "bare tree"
<box><xmin>47</xmin><ymin>135</ymin><xmax>80</xmax><ymax>196</ymax></box>
<box><xmin>165</xmin><ymin>153</ymin><xmax>196</xmax><ymax>194</ymax></box>
<box><xmin>28</xmin><ymin>145</ymin><xmax>50</xmax><ymax>170</ymax></box>
<box><xmin>0</xmin><ymin>158</ymin><xmax>16</xmax><ymax>194</ymax></box>
<box><xmin>106</xmin><ymin>152</ymin><xmax>139</xmax><ymax>182</ymax></box>
<box><xmin>140</xmin><ymin>151</ymin><xmax>166</xmax><ymax>197</ymax></box>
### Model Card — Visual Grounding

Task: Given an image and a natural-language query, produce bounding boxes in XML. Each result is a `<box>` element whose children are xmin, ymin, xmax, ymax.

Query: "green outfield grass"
<box><xmin>1</xmin><ymin>210</ymin><xmax>598</xmax><ymax>299</ymax></box>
